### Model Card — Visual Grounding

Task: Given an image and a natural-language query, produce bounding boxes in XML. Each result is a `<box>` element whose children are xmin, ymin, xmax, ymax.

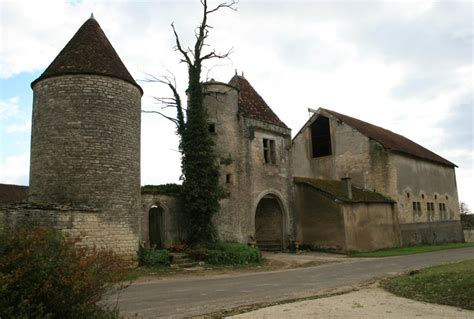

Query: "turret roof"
<box><xmin>229</xmin><ymin>75</ymin><xmax>287</xmax><ymax>128</ymax></box>
<box><xmin>32</xmin><ymin>16</ymin><xmax>142</xmax><ymax>94</ymax></box>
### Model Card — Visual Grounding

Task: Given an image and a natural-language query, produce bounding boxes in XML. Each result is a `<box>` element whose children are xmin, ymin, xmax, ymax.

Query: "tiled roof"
<box><xmin>321</xmin><ymin>108</ymin><xmax>456</xmax><ymax>167</ymax></box>
<box><xmin>229</xmin><ymin>75</ymin><xmax>287</xmax><ymax>128</ymax></box>
<box><xmin>294</xmin><ymin>177</ymin><xmax>394</xmax><ymax>203</ymax></box>
<box><xmin>32</xmin><ymin>17</ymin><xmax>142</xmax><ymax>94</ymax></box>
<box><xmin>0</xmin><ymin>184</ymin><xmax>28</xmax><ymax>203</ymax></box>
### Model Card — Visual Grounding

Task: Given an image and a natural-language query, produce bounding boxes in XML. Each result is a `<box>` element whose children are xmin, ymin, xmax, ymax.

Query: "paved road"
<box><xmin>110</xmin><ymin>247</ymin><xmax>474</xmax><ymax>318</ymax></box>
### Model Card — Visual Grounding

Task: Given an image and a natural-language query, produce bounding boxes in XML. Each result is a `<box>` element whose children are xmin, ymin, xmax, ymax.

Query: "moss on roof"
<box><xmin>294</xmin><ymin>177</ymin><xmax>394</xmax><ymax>203</ymax></box>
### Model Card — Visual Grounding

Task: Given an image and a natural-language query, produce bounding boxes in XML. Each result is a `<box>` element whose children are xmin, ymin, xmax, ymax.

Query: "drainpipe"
<box><xmin>341</xmin><ymin>176</ymin><xmax>353</xmax><ymax>200</ymax></box>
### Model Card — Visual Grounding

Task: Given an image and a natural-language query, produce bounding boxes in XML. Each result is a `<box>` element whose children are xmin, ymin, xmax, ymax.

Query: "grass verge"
<box><xmin>351</xmin><ymin>242</ymin><xmax>474</xmax><ymax>257</ymax></box>
<box><xmin>381</xmin><ymin>259</ymin><xmax>474</xmax><ymax>310</ymax></box>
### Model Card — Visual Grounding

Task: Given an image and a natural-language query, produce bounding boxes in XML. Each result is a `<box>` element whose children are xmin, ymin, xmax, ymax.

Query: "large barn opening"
<box><xmin>255</xmin><ymin>195</ymin><xmax>284</xmax><ymax>251</ymax></box>
<box><xmin>149</xmin><ymin>205</ymin><xmax>164</xmax><ymax>249</ymax></box>
<box><xmin>311</xmin><ymin>115</ymin><xmax>332</xmax><ymax>157</ymax></box>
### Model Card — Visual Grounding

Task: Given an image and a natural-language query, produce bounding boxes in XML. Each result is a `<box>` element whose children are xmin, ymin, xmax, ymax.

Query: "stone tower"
<box><xmin>29</xmin><ymin>16</ymin><xmax>142</xmax><ymax>212</ymax></box>
<box><xmin>23</xmin><ymin>16</ymin><xmax>143</xmax><ymax>256</ymax></box>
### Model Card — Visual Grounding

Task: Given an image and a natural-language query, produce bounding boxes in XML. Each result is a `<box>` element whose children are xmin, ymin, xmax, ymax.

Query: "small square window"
<box><xmin>208</xmin><ymin>123</ymin><xmax>216</xmax><ymax>133</ymax></box>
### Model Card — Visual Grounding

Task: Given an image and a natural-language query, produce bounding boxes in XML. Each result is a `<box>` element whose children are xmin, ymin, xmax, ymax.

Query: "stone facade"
<box><xmin>29</xmin><ymin>75</ymin><xmax>141</xmax><ymax>210</ymax></box>
<box><xmin>202</xmin><ymin>81</ymin><xmax>294</xmax><ymax>249</ymax></box>
<box><xmin>140</xmin><ymin>193</ymin><xmax>185</xmax><ymax>248</ymax></box>
<box><xmin>292</xmin><ymin>108</ymin><xmax>463</xmax><ymax>246</ymax></box>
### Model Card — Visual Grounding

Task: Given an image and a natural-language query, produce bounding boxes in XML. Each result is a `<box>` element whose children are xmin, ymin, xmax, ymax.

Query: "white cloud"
<box><xmin>0</xmin><ymin>154</ymin><xmax>29</xmax><ymax>185</ymax></box>
<box><xmin>6</xmin><ymin>119</ymin><xmax>31</xmax><ymax>133</ymax></box>
<box><xmin>0</xmin><ymin>97</ymin><xmax>21</xmax><ymax>118</ymax></box>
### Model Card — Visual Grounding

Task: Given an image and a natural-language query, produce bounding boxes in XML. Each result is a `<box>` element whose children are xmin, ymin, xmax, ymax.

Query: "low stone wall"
<box><xmin>400</xmin><ymin>220</ymin><xmax>464</xmax><ymax>246</ymax></box>
<box><xmin>464</xmin><ymin>229</ymin><xmax>474</xmax><ymax>243</ymax></box>
<box><xmin>0</xmin><ymin>204</ymin><xmax>139</xmax><ymax>258</ymax></box>
<box><xmin>140</xmin><ymin>193</ymin><xmax>185</xmax><ymax>248</ymax></box>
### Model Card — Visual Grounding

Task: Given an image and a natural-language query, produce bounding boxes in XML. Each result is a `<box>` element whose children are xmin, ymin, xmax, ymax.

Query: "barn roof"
<box><xmin>229</xmin><ymin>75</ymin><xmax>287</xmax><ymax>128</ymax></box>
<box><xmin>32</xmin><ymin>16</ymin><xmax>142</xmax><ymax>94</ymax></box>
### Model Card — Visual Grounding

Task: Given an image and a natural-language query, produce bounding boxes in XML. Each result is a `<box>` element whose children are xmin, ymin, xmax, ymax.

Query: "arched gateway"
<box><xmin>255</xmin><ymin>194</ymin><xmax>285</xmax><ymax>251</ymax></box>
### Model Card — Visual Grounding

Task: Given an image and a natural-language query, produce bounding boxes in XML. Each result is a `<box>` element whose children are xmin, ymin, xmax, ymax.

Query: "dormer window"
<box><xmin>311</xmin><ymin>115</ymin><xmax>332</xmax><ymax>158</ymax></box>
<box><xmin>263</xmin><ymin>138</ymin><xmax>276</xmax><ymax>164</ymax></box>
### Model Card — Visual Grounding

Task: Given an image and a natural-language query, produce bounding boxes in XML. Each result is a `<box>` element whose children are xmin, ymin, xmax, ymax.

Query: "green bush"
<box><xmin>206</xmin><ymin>242</ymin><xmax>262</xmax><ymax>265</ymax></box>
<box><xmin>138</xmin><ymin>246</ymin><xmax>171</xmax><ymax>266</ymax></box>
<box><xmin>0</xmin><ymin>226</ymin><xmax>126</xmax><ymax>319</ymax></box>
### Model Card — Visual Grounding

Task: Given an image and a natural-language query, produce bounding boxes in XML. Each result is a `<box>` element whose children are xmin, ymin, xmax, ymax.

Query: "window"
<box><xmin>439</xmin><ymin>203</ymin><xmax>447</xmax><ymax>220</ymax></box>
<box><xmin>208</xmin><ymin>123</ymin><xmax>216</xmax><ymax>133</ymax></box>
<box><xmin>263</xmin><ymin>138</ymin><xmax>276</xmax><ymax>164</ymax></box>
<box><xmin>226</xmin><ymin>173</ymin><xmax>232</xmax><ymax>184</ymax></box>
<box><xmin>427</xmin><ymin>202</ymin><xmax>435</xmax><ymax>221</ymax></box>
<box><xmin>311</xmin><ymin>116</ymin><xmax>332</xmax><ymax>158</ymax></box>
<box><xmin>412</xmin><ymin>201</ymin><xmax>422</xmax><ymax>215</ymax></box>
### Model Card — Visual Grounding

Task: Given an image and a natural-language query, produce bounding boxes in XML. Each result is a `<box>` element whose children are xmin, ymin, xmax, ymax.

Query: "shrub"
<box><xmin>206</xmin><ymin>242</ymin><xmax>262</xmax><ymax>265</ymax></box>
<box><xmin>0</xmin><ymin>226</ymin><xmax>126</xmax><ymax>319</ymax></box>
<box><xmin>141</xmin><ymin>183</ymin><xmax>183</xmax><ymax>195</ymax></box>
<box><xmin>138</xmin><ymin>246</ymin><xmax>171</xmax><ymax>267</ymax></box>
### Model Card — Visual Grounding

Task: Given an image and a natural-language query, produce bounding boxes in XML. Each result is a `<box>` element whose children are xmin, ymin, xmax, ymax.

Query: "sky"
<box><xmin>0</xmin><ymin>0</ymin><xmax>472</xmax><ymax>208</ymax></box>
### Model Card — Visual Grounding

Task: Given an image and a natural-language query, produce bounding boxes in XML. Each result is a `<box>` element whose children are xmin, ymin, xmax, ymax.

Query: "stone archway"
<box><xmin>149</xmin><ymin>205</ymin><xmax>164</xmax><ymax>249</ymax></box>
<box><xmin>255</xmin><ymin>194</ymin><xmax>284</xmax><ymax>251</ymax></box>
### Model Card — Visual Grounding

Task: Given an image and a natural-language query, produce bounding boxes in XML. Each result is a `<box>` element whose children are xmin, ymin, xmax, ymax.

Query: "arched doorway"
<box><xmin>255</xmin><ymin>195</ymin><xmax>284</xmax><ymax>251</ymax></box>
<box><xmin>149</xmin><ymin>205</ymin><xmax>164</xmax><ymax>249</ymax></box>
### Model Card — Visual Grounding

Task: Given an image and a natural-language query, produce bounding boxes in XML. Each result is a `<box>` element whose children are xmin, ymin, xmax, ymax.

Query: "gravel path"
<box><xmin>229</xmin><ymin>286</ymin><xmax>474</xmax><ymax>319</ymax></box>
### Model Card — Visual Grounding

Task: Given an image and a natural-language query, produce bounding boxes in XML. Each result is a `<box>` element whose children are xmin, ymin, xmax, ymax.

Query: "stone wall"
<box><xmin>0</xmin><ymin>204</ymin><xmax>139</xmax><ymax>258</ymax></box>
<box><xmin>203</xmin><ymin>82</ymin><xmax>294</xmax><ymax>247</ymax></box>
<box><xmin>29</xmin><ymin>75</ymin><xmax>141</xmax><ymax>210</ymax></box>
<box><xmin>464</xmin><ymin>229</ymin><xmax>474</xmax><ymax>243</ymax></box>
<box><xmin>140</xmin><ymin>193</ymin><xmax>185</xmax><ymax>248</ymax></box>
<box><xmin>295</xmin><ymin>183</ymin><xmax>346</xmax><ymax>251</ymax></box>
<box><xmin>399</xmin><ymin>220</ymin><xmax>464</xmax><ymax>245</ymax></box>
<box><xmin>343</xmin><ymin>203</ymin><xmax>400</xmax><ymax>251</ymax></box>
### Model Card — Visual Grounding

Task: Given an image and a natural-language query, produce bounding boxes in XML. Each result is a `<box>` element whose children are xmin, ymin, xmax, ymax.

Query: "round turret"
<box><xmin>28</xmin><ymin>17</ymin><xmax>142</xmax><ymax>210</ymax></box>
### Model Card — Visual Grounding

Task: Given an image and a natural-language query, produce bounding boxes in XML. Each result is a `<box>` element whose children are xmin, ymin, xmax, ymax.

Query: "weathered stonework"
<box><xmin>292</xmin><ymin>108</ymin><xmax>463</xmax><ymax>246</ymax></box>
<box><xmin>140</xmin><ymin>193</ymin><xmax>185</xmax><ymax>248</ymax></box>
<box><xmin>203</xmin><ymin>81</ymin><xmax>294</xmax><ymax>248</ymax></box>
<box><xmin>29</xmin><ymin>75</ymin><xmax>141</xmax><ymax>210</ymax></box>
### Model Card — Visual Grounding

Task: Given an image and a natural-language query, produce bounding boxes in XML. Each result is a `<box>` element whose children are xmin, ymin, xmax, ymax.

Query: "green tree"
<box><xmin>460</xmin><ymin>201</ymin><xmax>474</xmax><ymax>229</ymax></box>
<box><xmin>144</xmin><ymin>0</ymin><xmax>236</xmax><ymax>243</ymax></box>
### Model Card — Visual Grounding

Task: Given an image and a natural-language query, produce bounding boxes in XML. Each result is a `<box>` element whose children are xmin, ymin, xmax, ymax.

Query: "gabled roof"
<box><xmin>229</xmin><ymin>75</ymin><xmax>287</xmax><ymax>128</ymax></box>
<box><xmin>32</xmin><ymin>16</ymin><xmax>142</xmax><ymax>94</ymax></box>
<box><xmin>0</xmin><ymin>184</ymin><xmax>28</xmax><ymax>203</ymax></box>
<box><xmin>319</xmin><ymin>108</ymin><xmax>456</xmax><ymax>167</ymax></box>
<box><xmin>294</xmin><ymin>177</ymin><xmax>394</xmax><ymax>203</ymax></box>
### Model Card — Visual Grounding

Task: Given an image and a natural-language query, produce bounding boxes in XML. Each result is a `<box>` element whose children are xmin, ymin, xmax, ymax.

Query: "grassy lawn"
<box><xmin>381</xmin><ymin>259</ymin><xmax>474</xmax><ymax>310</ymax></box>
<box><xmin>351</xmin><ymin>242</ymin><xmax>474</xmax><ymax>257</ymax></box>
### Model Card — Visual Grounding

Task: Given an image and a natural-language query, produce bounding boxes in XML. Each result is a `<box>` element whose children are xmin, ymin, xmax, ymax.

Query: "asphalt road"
<box><xmin>110</xmin><ymin>247</ymin><xmax>474</xmax><ymax>318</ymax></box>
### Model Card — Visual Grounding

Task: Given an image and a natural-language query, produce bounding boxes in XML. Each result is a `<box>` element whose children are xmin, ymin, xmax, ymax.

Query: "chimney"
<box><xmin>341</xmin><ymin>176</ymin><xmax>352</xmax><ymax>200</ymax></box>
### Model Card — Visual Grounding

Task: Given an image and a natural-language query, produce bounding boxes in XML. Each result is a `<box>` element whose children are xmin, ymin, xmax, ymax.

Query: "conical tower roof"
<box><xmin>229</xmin><ymin>75</ymin><xmax>287</xmax><ymax>128</ymax></box>
<box><xmin>32</xmin><ymin>16</ymin><xmax>142</xmax><ymax>94</ymax></box>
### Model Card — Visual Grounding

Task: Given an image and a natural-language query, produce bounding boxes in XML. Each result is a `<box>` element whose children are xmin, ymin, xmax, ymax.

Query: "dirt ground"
<box><xmin>132</xmin><ymin>251</ymin><xmax>348</xmax><ymax>281</ymax></box>
<box><xmin>228</xmin><ymin>285</ymin><xmax>474</xmax><ymax>319</ymax></box>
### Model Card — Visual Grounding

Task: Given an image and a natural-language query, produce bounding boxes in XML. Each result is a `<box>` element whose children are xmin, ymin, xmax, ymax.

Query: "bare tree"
<box><xmin>145</xmin><ymin>0</ymin><xmax>237</xmax><ymax>243</ymax></box>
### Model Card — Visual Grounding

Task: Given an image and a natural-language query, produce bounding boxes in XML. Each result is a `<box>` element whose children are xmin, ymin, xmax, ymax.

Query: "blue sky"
<box><xmin>0</xmin><ymin>0</ymin><xmax>472</xmax><ymax>208</ymax></box>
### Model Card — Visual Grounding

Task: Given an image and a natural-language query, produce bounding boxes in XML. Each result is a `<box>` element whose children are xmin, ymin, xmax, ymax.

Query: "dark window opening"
<box><xmin>407</xmin><ymin>192</ymin><xmax>410</xmax><ymax>198</ymax></box>
<box><xmin>263</xmin><ymin>138</ymin><xmax>276</xmax><ymax>164</ymax></box>
<box><xmin>311</xmin><ymin>116</ymin><xmax>332</xmax><ymax>158</ymax></box>
<box><xmin>421</xmin><ymin>194</ymin><xmax>425</xmax><ymax>199</ymax></box>
<box><xmin>434</xmin><ymin>194</ymin><xmax>438</xmax><ymax>200</ymax></box>
<box><xmin>208</xmin><ymin>123</ymin><xmax>216</xmax><ymax>133</ymax></box>
<box><xmin>413</xmin><ymin>201</ymin><xmax>422</xmax><ymax>214</ymax></box>
<box><xmin>445</xmin><ymin>195</ymin><xmax>448</xmax><ymax>200</ymax></box>
<box><xmin>226</xmin><ymin>173</ymin><xmax>232</xmax><ymax>184</ymax></box>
